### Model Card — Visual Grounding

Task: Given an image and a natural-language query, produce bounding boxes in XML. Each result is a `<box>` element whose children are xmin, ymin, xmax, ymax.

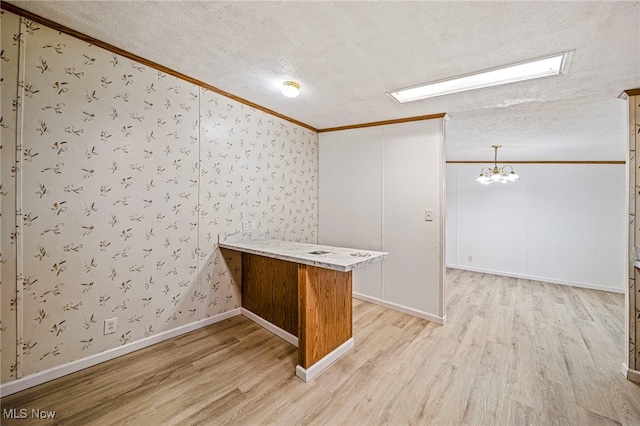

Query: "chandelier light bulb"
<box><xmin>506</xmin><ymin>171</ymin><xmax>520</xmax><ymax>182</ymax></box>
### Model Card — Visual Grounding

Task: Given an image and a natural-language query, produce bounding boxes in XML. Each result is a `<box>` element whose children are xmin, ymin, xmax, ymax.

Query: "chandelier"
<box><xmin>475</xmin><ymin>145</ymin><xmax>520</xmax><ymax>185</ymax></box>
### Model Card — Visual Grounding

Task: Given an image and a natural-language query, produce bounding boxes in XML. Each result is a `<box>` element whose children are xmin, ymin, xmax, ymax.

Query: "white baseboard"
<box><xmin>0</xmin><ymin>308</ymin><xmax>241</xmax><ymax>397</ymax></box>
<box><xmin>353</xmin><ymin>292</ymin><xmax>445</xmax><ymax>325</ymax></box>
<box><xmin>446</xmin><ymin>265</ymin><xmax>625</xmax><ymax>294</ymax></box>
<box><xmin>241</xmin><ymin>308</ymin><xmax>298</xmax><ymax>347</ymax></box>
<box><xmin>622</xmin><ymin>362</ymin><xmax>640</xmax><ymax>383</ymax></box>
<box><xmin>296</xmin><ymin>337</ymin><xmax>354</xmax><ymax>382</ymax></box>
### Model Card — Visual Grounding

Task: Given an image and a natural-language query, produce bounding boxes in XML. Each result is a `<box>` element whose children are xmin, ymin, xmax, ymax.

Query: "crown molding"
<box><xmin>318</xmin><ymin>113</ymin><xmax>448</xmax><ymax>133</ymax></box>
<box><xmin>447</xmin><ymin>160</ymin><xmax>625</xmax><ymax>164</ymax></box>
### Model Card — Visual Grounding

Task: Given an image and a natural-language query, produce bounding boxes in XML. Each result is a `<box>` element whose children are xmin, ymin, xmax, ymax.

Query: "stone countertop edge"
<box><xmin>218</xmin><ymin>240</ymin><xmax>388</xmax><ymax>272</ymax></box>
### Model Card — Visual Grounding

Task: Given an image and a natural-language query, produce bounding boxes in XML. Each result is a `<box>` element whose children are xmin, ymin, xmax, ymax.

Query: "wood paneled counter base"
<box><xmin>241</xmin><ymin>253</ymin><xmax>353</xmax><ymax>380</ymax></box>
<box><xmin>219</xmin><ymin>240</ymin><xmax>386</xmax><ymax>381</ymax></box>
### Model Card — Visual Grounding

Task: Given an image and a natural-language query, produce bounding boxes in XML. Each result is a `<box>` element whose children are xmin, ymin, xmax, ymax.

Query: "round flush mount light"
<box><xmin>281</xmin><ymin>81</ymin><xmax>300</xmax><ymax>98</ymax></box>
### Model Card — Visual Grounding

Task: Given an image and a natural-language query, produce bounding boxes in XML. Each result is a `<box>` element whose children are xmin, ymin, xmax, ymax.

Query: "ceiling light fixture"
<box><xmin>281</xmin><ymin>81</ymin><xmax>300</xmax><ymax>98</ymax></box>
<box><xmin>476</xmin><ymin>145</ymin><xmax>520</xmax><ymax>185</ymax></box>
<box><xmin>388</xmin><ymin>50</ymin><xmax>574</xmax><ymax>103</ymax></box>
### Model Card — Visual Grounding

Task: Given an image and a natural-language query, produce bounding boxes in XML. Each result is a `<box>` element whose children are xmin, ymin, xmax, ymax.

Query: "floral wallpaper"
<box><xmin>17</xmin><ymin>16</ymin><xmax>201</xmax><ymax>376</ymax></box>
<box><xmin>0</xmin><ymin>11</ymin><xmax>318</xmax><ymax>383</ymax></box>
<box><xmin>1</xmin><ymin>10</ymin><xmax>21</xmax><ymax>383</ymax></box>
<box><xmin>198</xmin><ymin>89</ymin><xmax>318</xmax><ymax>317</ymax></box>
<box><xmin>632</xmin><ymin>94</ymin><xmax>640</xmax><ymax>371</ymax></box>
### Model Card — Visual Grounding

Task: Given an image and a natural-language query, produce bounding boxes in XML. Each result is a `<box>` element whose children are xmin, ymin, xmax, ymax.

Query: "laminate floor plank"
<box><xmin>461</xmin><ymin>341</ymin><xmax>512</xmax><ymax>425</ymax></box>
<box><xmin>2</xmin><ymin>269</ymin><xmax>640</xmax><ymax>425</ymax></box>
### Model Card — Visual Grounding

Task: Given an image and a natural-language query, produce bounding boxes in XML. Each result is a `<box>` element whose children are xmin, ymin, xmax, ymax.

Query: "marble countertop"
<box><xmin>218</xmin><ymin>239</ymin><xmax>387</xmax><ymax>272</ymax></box>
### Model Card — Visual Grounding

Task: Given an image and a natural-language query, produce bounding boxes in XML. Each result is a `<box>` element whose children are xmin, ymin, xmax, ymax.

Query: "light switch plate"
<box><xmin>425</xmin><ymin>210</ymin><xmax>433</xmax><ymax>221</ymax></box>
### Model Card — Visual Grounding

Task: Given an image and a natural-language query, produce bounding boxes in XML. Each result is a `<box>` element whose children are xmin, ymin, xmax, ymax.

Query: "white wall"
<box><xmin>446</xmin><ymin>163</ymin><xmax>626</xmax><ymax>292</ymax></box>
<box><xmin>319</xmin><ymin>119</ymin><xmax>445</xmax><ymax>321</ymax></box>
<box><xmin>318</xmin><ymin>127</ymin><xmax>383</xmax><ymax>299</ymax></box>
<box><xmin>381</xmin><ymin>122</ymin><xmax>445</xmax><ymax>316</ymax></box>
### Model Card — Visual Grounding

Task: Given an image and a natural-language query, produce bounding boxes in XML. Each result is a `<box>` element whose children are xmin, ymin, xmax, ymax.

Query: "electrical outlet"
<box><xmin>104</xmin><ymin>318</ymin><xmax>117</xmax><ymax>335</ymax></box>
<box><xmin>242</xmin><ymin>220</ymin><xmax>251</xmax><ymax>231</ymax></box>
<box><xmin>468</xmin><ymin>255</ymin><xmax>473</xmax><ymax>262</ymax></box>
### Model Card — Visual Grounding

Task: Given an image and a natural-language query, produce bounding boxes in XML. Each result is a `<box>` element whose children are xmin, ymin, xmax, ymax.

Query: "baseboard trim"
<box><xmin>446</xmin><ymin>265</ymin><xmax>625</xmax><ymax>294</ymax></box>
<box><xmin>622</xmin><ymin>362</ymin><xmax>640</xmax><ymax>383</ymax></box>
<box><xmin>240</xmin><ymin>308</ymin><xmax>298</xmax><ymax>347</ymax></box>
<box><xmin>296</xmin><ymin>337</ymin><xmax>354</xmax><ymax>382</ymax></box>
<box><xmin>0</xmin><ymin>308</ymin><xmax>241</xmax><ymax>397</ymax></box>
<box><xmin>353</xmin><ymin>292</ymin><xmax>445</xmax><ymax>325</ymax></box>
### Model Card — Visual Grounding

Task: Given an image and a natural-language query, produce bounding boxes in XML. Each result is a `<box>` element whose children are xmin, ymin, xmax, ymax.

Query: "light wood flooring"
<box><xmin>2</xmin><ymin>269</ymin><xmax>640</xmax><ymax>425</ymax></box>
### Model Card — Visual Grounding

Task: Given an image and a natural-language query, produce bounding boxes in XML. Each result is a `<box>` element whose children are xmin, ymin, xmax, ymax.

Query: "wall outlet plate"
<box><xmin>104</xmin><ymin>318</ymin><xmax>117</xmax><ymax>335</ymax></box>
<box><xmin>425</xmin><ymin>210</ymin><xmax>434</xmax><ymax>221</ymax></box>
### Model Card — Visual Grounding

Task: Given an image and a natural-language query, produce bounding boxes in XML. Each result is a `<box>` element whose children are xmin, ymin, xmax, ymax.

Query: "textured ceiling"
<box><xmin>7</xmin><ymin>0</ymin><xmax>640</xmax><ymax>160</ymax></box>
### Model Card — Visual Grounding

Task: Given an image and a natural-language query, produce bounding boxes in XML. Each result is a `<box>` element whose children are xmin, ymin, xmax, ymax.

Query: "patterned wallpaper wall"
<box><xmin>198</xmin><ymin>90</ymin><xmax>318</xmax><ymax>317</ymax></box>
<box><xmin>630</xmin><ymin>94</ymin><xmax>640</xmax><ymax>371</ymax></box>
<box><xmin>1</xmin><ymin>11</ymin><xmax>20</xmax><ymax>383</ymax></box>
<box><xmin>0</xmin><ymin>11</ymin><xmax>318</xmax><ymax>383</ymax></box>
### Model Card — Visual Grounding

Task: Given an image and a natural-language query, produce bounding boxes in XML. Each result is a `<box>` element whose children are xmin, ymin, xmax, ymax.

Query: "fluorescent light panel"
<box><xmin>388</xmin><ymin>50</ymin><xmax>574</xmax><ymax>103</ymax></box>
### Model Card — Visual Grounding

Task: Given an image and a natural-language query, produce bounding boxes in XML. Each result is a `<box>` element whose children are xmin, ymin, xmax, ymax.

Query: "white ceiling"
<box><xmin>8</xmin><ymin>0</ymin><xmax>640</xmax><ymax>160</ymax></box>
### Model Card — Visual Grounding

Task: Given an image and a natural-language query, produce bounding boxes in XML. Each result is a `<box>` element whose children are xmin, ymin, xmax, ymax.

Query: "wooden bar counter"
<box><xmin>219</xmin><ymin>240</ymin><xmax>387</xmax><ymax>382</ymax></box>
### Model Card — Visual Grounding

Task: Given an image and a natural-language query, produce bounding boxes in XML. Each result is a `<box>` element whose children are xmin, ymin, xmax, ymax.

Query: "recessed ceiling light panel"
<box><xmin>388</xmin><ymin>50</ymin><xmax>574</xmax><ymax>103</ymax></box>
